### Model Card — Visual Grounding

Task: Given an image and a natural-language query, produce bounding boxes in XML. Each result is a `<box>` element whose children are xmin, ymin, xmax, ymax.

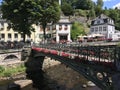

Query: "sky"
<box><xmin>92</xmin><ymin>0</ymin><xmax>120</xmax><ymax>9</ymax></box>
<box><xmin>0</xmin><ymin>0</ymin><xmax>120</xmax><ymax>9</ymax></box>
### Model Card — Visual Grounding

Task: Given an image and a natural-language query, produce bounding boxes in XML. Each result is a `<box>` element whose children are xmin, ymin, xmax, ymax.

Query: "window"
<box><xmin>91</xmin><ymin>28</ymin><xmax>94</xmax><ymax>32</ymax></box>
<box><xmin>95</xmin><ymin>27</ymin><xmax>98</xmax><ymax>32</ymax></box>
<box><xmin>14</xmin><ymin>33</ymin><xmax>18</xmax><ymax>38</ymax></box>
<box><xmin>40</xmin><ymin>26</ymin><xmax>43</xmax><ymax>31</ymax></box>
<box><xmin>1</xmin><ymin>34</ymin><xmax>5</xmax><ymax>38</ymax></box>
<box><xmin>59</xmin><ymin>25</ymin><xmax>62</xmax><ymax>30</ymax></box>
<box><xmin>64</xmin><ymin>25</ymin><xmax>68</xmax><ymax>30</ymax></box>
<box><xmin>97</xmin><ymin>20</ymin><xmax>100</xmax><ymax>24</ymax></box>
<box><xmin>103</xmin><ymin>26</ymin><xmax>106</xmax><ymax>31</ymax></box>
<box><xmin>8</xmin><ymin>33</ymin><xmax>11</xmax><ymax>38</ymax></box>
<box><xmin>7</xmin><ymin>27</ymin><xmax>10</xmax><ymax>31</ymax></box>
<box><xmin>118</xmin><ymin>35</ymin><xmax>120</xmax><ymax>37</ymax></box>
<box><xmin>99</xmin><ymin>27</ymin><xmax>102</xmax><ymax>32</ymax></box>
<box><xmin>21</xmin><ymin>34</ymin><xmax>23</xmax><ymax>38</ymax></box>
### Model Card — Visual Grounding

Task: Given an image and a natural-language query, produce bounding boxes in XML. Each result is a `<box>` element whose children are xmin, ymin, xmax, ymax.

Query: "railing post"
<box><xmin>114</xmin><ymin>46</ymin><xmax>117</xmax><ymax>68</ymax></box>
<box><xmin>77</xmin><ymin>45</ymin><xmax>79</xmax><ymax>57</ymax></box>
<box><xmin>98</xmin><ymin>46</ymin><xmax>101</xmax><ymax>62</ymax></box>
<box><xmin>87</xmin><ymin>46</ymin><xmax>88</xmax><ymax>60</ymax></box>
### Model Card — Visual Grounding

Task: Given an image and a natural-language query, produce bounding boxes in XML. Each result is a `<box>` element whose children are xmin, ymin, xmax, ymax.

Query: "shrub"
<box><xmin>3</xmin><ymin>72</ymin><xmax>11</xmax><ymax>77</ymax></box>
<box><xmin>0</xmin><ymin>64</ymin><xmax>25</xmax><ymax>77</ymax></box>
<box><xmin>0</xmin><ymin>66</ymin><xmax>5</xmax><ymax>73</ymax></box>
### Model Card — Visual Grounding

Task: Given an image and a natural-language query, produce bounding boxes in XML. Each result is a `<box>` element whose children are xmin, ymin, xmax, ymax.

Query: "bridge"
<box><xmin>22</xmin><ymin>43</ymin><xmax>120</xmax><ymax>90</ymax></box>
<box><xmin>0</xmin><ymin>50</ymin><xmax>22</xmax><ymax>65</ymax></box>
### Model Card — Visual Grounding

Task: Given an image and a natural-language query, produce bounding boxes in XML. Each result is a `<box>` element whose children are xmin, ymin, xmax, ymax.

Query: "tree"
<box><xmin>35</xmin><ymin>0</ymin><xmax>60</xmax><ymax>40</ymax></box>
<box><xmin>1</xmin><ymin>0</ymin><xmax>37</xmax><ymax>42</ymax></box>
<box><xmin>97</xmin><ymin>0</ymin><xmax>103</xmax><ymax>7</ymax></box>
<box><xmin>103</xmin><ymin>7</ymin><xmax>110</xmax><ymax>16</ymax></box>
<box><xmin>75</xmin><ymin>0</ymin><xmax>94</xmax><ymax>10</ymax></box>
<box><xmin>61</xmin><ymin>2</ymin><xmax>73</xmax><ymax>16</ymax></box>
<box><xmin>87</xmin><ymin>3</ymin><xmax>96</xmax><ymax>20</ymax></box>
<box><xmin>109</xmin><ymin>9</ymin><xmax>120</xmax><ymax>30</ymax></box>
<box><xmin>71</xmin><ymin>22</ymin><xmax>86</xmax><ymax>40</ymax></box>
<box><xmin>95</xmin><ymin>0</ymin><xmax>103</xmax><ymax>16</ymax></box>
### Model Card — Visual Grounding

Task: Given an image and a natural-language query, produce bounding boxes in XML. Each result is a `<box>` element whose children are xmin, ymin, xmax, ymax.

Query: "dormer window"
<box><xmin>97</xmin><ymin>20</ymin><xmax>100</xmax><ymax>24</ymax></box>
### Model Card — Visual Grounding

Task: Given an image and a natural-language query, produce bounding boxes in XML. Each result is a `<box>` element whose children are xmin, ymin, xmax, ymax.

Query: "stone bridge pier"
<box><xmin>23</xmin><ymin>49</ymin><xmax>60</xmax><ymax>89</ymax></box>
<box><xmin>24</xmin><ymin>51</ymin><xmax>46</xmax><ymax>89</ymax></box>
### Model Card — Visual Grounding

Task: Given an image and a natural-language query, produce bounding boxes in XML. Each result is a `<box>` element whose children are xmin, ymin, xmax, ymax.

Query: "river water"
<box><xmin>0</xmin><ymin>64</ymin><xmax>101</xmax><ymax>90</ymax></box>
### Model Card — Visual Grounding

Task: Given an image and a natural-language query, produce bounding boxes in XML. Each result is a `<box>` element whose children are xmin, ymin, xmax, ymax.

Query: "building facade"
<box><xmin>90</xmin><ymin>14</ymin><xmax>115</xmax><ymax>39</ymax></box>
<box><xmin>0</xmin><ymin>18</ymin><xmax>38</xmax><ymax>42</ymax></box>
<box><xmin>56</xmin><ymin>16</ymin><xmax>72</xmax><ymax>43</ymax></box>
<box><xmin>90</xmin><ymin>14</ymin><xmax>120</xmax><ymax>41</ymax></box>
<box><xmin>0</xmin><ymin>18</ymin><xmax>55</xmax><ymax>43</ymax></box>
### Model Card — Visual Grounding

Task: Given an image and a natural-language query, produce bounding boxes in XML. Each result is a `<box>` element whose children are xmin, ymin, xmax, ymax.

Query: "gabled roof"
<box><xmin>93</xmin><ymin>14</ymin><xmax>112</xmax><ymax>20</ymax></box>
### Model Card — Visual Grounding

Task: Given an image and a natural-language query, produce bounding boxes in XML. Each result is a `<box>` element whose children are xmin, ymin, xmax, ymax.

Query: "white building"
<box><xmin>56</xmin><ymin>16</ymin><xmax>72</xmax><ymax>43</ymax></box>
<box><xmin>90</xmin><ymin>14</ymin><xmax>120</xmax><ymax>41</ymax></box>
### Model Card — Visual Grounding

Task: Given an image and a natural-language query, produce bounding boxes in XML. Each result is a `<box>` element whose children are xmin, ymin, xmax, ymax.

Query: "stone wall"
<box><xmin>42</xmin><ymin>57</ymin><xmax>61</xmax><ymax>70</ymax></box>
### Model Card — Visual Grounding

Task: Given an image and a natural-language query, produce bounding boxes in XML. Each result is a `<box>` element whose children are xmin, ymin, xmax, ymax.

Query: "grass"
<box><xmin>0</xmin><ymin>64</ymin><xmax>26</xmax><ymax>77</ymax></box>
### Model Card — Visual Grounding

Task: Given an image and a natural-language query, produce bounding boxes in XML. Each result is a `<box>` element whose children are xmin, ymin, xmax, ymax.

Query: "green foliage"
<box><xmin>96</xmin><ymin>0</ymin><xmax>103</xmax><ymax>7</ymax></box>
<box><xmin>88</xmin><ymin>9</ymin><xmax>96</xmax><ymax>19</ymax></box>
<box><xmin>1</xmin><ymin>0</ymin><xmax>60</xmax><ymax>41</ymax></box>
<box><xmin>109</xmin><ymin>8</ymin><xmax>120</xmax><ymax>30</ymax></box>
<box><xmin>0</xmin><ymin>66</ymin><xmax>5</xmax><ymax>73</ymax></box>
<box><xmin>75</xmin><ymin>0</ymin><xmax>94</xmax><ymax>10</ymax></box>
<box><xmin>103</xmin><ymin>8</ymin><xmax>120</xmax><ymax>31</ymax></box>
<box><xmin>103</xmin><ymin>9</ymin><xmax>110</xmax><ymax>16</ymax></box>
<box><xmin>61</xmin><ymin>2</ymin><xmax>73</xmax><ymax>16</ymax></box>
<box><xmin>87</xmin><ymin>3</ymin><xmax>96</xmax><ymax>19</ymax></box>
<box><xmin>3</xmin><ymin>72</ymin><xmax>11</xmax><ymax>77</ymax></box>
<box><xmin>0</xmin><ymin>64</ymin><xmax>26</xmax><ymax>77</ymax></box>
<box><xmin>71</xmin><ymin>22</ymin><xmax>86</xmax><ymax>40</ymax></box>
<box><xmin>74</xmin><ymin>9</ymin><xmax>87</xmax><ymax>17</ymax></box>
<box><xmin>95</xmin><ymin>0</ymin><xmax>103</xmax><ymax>16</ymax></box>
<box><xmin>117</xmin><ymin>42</ymin><xmax>120</xmax><ymax>47</ymax></box>
<box><xmin>35</xmin><ymin>0</ymin><xmax>60</xmax><ymax>40</ymax></box>
<box><xmin>1</xmin><ymin>0</ymin><xmax>38</xmax><ymax>42</ymax></box>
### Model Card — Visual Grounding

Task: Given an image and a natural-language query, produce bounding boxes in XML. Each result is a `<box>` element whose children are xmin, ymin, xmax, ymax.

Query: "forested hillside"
<box><xmin>61</xmin><ymin>0</ymin><xmax>120</xmax><ymax>31</ymax></box>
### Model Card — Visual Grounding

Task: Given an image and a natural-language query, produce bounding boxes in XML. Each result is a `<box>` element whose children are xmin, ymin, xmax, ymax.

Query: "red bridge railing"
<box><xmin>32</xmin><ymin>43</ymin><xmax>120</xmax><ymax>71</ymax></box>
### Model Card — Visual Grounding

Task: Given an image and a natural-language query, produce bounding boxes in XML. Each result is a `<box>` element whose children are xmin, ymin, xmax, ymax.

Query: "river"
<box><xmin>0</xmin><ymin>64</ymin><xmax>101</xmax><ymax>90</ymax></box>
